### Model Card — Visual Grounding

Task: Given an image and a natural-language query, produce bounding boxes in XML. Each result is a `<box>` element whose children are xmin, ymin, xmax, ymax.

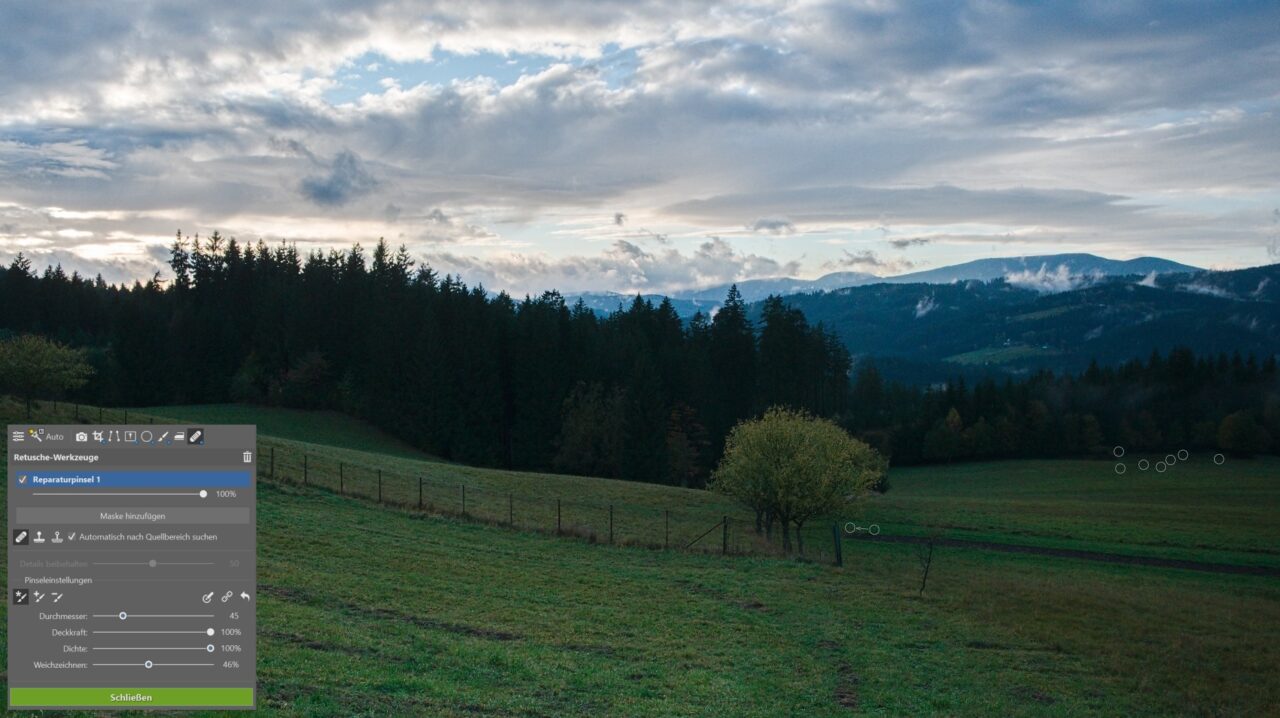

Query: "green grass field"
<box><xmin>133</xmin><ymin>404</ymin><xmax>433</xmax><ymax>460</ymax></box>
<box><xmin>4</xmin><ymin>399</ymin><xmax>1279</xmax><ymax>715</ymax></box>
<box><xmin>871</xmin><ymin>459</ymin><xmax>1280</xmax><ymax>569</ymax></box>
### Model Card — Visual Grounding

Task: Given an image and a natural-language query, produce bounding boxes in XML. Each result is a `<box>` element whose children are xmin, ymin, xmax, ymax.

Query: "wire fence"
<box><xmin>14</xmin><ymin>400</ymin><xmax>852</xmax><ymax>564</ymax></box>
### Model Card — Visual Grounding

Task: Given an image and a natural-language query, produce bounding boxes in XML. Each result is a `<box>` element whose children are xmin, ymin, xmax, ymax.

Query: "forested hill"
<box><xmin>2</xmin><ymin>237</ymin><xmax>1278</xmax><ymax>479</ymax></box>
<box><xmin>0</xmin><ymin>235</ymin><xmax>849</xmax><ymax>485</ymax></box>
<box><xmin>767</xmin><ymin>265</ymin><xmax>1280</xmax><ymax>380</ymax></box>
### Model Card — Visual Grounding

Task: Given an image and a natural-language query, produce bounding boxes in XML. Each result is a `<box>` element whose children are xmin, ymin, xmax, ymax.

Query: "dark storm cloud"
<box><xmin>299</xmin><ymin>151</ymin><xmax>379</xmax><ymax>206</ymax></box>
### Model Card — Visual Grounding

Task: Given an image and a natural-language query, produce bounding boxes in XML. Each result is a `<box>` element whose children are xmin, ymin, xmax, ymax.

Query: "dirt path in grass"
<box><xmin>853</xmin><ymin>535</ymin><xmax>1280</xmax><ymax>577</ymax></box>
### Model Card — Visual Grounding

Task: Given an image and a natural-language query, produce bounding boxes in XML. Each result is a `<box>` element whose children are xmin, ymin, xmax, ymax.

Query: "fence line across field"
<box><xmin>32</xmin><ymin>403</ymin><xmax>851</xmax><ymax>563</ymax></box>
<box><xmin>267</xmin><ymin>446</ymin><xmax>750</xmax><ymax>554</ymax></box>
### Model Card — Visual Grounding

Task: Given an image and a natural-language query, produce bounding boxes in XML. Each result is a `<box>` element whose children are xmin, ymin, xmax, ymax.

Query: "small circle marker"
<box><xmin>1114</xmin><ymin>463</ymin><xmax>1126</xmax><ymax>475</ymax></box>
<box><xmin>199</xmin><ymin>490</ymin><xmax>208</xmax><ymax>498</ymax></box>
<box><xmin>1213</xmin><ymin>453</ymin><xmax>1226</xmax><ymax>465</ymax></box>
<box><xmin>119</xmin><ymin>611</ymin><xmax>127</xmax><ymax>620</ymax></box>
<box><xmin>1112</xmin><ymin>446</ymin><xmax>1125</xmax><ymax>458</ymax></box>
<box><xmin>144</xmin><ymin>660</ymin><xmax>153</xmax><ymax>669</ymax></box>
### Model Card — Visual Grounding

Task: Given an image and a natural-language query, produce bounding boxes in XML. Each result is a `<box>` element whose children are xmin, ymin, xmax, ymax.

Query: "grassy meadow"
<box><xmin>3</xmin><ymin>398</ymin><xmax>1278</xmax><ymax>715</ymax></box>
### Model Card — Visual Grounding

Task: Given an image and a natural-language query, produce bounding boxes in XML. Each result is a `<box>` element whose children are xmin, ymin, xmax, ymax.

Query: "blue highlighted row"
<box><xmin>16</xmin><ymin>471</ymin><xmax>251</xmax><ymax>489</ymax></box>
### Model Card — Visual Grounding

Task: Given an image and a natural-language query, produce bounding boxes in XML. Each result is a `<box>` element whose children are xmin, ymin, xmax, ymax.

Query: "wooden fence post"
<box><xmin>303</xmin><ymin>454</ymin><xmax>308</xmax><ymax>485</ymax></box>
<box><xmin>556</xmin><ymin>499</ymin><xmax>561</xmax><ymax>534</ymax></box>
<box><xmin>609</xmin><ymin>505</ymin><xmax>614</xmax><ymax>544</ymax></box>
<box><xmin>832</xmin><ymin>523</ymin><xmax>843</xmax><ymax>567</ymax></box>
<box><xmin>74</xmin><ymin>403</ymin><xmax>79</xmax><ymax>420</ymax></box>
<box><xmin>270</xmin><ymin>447</ymin><xmax>275</xmax><ymax>480</ymax></box>
<box><xmin>98</xmin><ymin>406</ymin><xmax>103</xmax><ymax>422</ymax></box>
<box><xmin>339</xmin><ymin>463</ymin><xmax>344</xmax><ymax>494</ymax></box>
<box><xmin>508</xmin><ymin>494</ymin><xmax>513</xmax><ymax>526</ymax></box>
<box><xmin>664</xmin><ymin>511</ymin><xmax>670</xmax><ymax>550</ymax></box>
<box><xmin>418</xmin><ymin>477</ymin><xmax>423</xmax><ymax>510</ymax></box>
<box><xmin>722</xmin><ymin>516</ymin><xmax>729</xmax><ymax>555</ymax></box>
<box><xmin>461</xmin><ymin>485</ymin><xmax>466</xmax><ymax>516</ymax></box>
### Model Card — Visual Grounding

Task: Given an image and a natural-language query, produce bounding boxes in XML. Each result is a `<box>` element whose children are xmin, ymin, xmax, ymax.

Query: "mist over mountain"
<box><xmin>878</xmin><ymin>254</ymin><xmax>1198</xmax><ymax>286</ymax></box>
<box><xmin>564</xmin><ymin>253</ymin><xmax>1204</xmax><ymax>318</ymax></box>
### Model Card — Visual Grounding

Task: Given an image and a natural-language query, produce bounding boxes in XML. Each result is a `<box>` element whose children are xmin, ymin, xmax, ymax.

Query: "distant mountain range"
<box><xmin>773</xmin><ymin>262</ymin><xmax>1280</xmax><ymax>383</ymax></box>
<box><xmin>879</xmin><ymin>254</ymin><xmax>1198</xmax><ymax>285</ymax></box>
<box><xmin>559</xmin><ymin>254</ymin><xmax>1279</xmax><ymax>384</ymax></box>
<box><xmin>563</xmin><ymin>253</ymin><xmax>1201</xmax><ymax>316</ymax></box>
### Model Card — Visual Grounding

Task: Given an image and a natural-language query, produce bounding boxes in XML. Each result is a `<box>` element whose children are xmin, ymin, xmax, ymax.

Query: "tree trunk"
<box><xmin>754</xmin><ymin>508</ymin><xmax>764</xmax><ymax>535</ymax></box>
<box><xmin>781</xmin><ymin>521</ymin><xmax>791</xmax><ymax>552</ymax></box>
<box><xmin>795</xmin><ymin>521</ymin><xmax>805</xmax><ymax>555</ymax></box>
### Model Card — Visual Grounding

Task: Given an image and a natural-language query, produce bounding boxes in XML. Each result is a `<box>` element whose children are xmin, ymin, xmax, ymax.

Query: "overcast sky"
<box><xmin>1</xmin><ymin>1</ymin><xmax>1277</xmax><ymax>293</ymax></box>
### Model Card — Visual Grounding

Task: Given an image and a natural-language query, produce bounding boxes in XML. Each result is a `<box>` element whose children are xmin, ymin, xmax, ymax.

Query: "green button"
<box><xmin>10</xmin><ymin>686</ymin><xmax>253</xmax><ymax>708</ymax></box>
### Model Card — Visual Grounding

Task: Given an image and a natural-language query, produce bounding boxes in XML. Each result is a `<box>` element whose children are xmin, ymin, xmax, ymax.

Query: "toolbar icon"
<box><xmin>92</xmin><ymin>430</ymin><xmax>104</xmax><ymax>441</ymax></box>
<box><xmin>33</xmin><ymin>531</ymin><xmax>45</xmax><ymax>544</ymax></box>
<box><xmin>13</xmin><ymin>589</ymin><xmax>28</xmax><ymax>605</ymax></box>
<box><xmin>13</xmin><ymin>529</ymin><xmax>29</xmax><ymax>546</ymax></box>
<box><xmin>10</xmin><ymin>430</ymin><xmax>23</xmax><ymax>443</ymax></box>
<box><xmin>75</xmin><ymin>431</ymin><xmax>88</xmax><ymax>442</ymax></box>
<box><xmin>124</xmin><ymin>430</ymin><xmax>137</xmax><ymax>442</ymax></box>
<box><xmin>188</xmin><ymin>428</ymin><xmax>205</xmax><ymax>445</ymax></box>
<box><xmin>27</xmin><ymin>428</ymin><xmax>42</xmax><ymax>443</ymax></box>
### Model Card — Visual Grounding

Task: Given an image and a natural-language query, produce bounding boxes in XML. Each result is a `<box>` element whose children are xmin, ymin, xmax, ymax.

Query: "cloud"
<box><xmin>1179</xmin><ymin>282</ymin><xmax>1234</xmax><ymax>299</ymax></box>
<box><xmin>423</xmin><ymin>237</ymin><xmax>799</xmax><ymax>295</ymax></box>
<box><xmin>914</xmin><ymin>295</ymin><xmax>937</xmax><ymax>318</ymax></box>
<box><xmin>613</xmin><ymin>212</ymin><xmax>626</xmax><ymax>226</ymax></box>
<box><xmin>0</xmin><ymin>140</ymin><xmax>117</xmax><ymax>180</ymax></box>
<box><xmin>1138</xmin><ymin>270</ymin><xmax>1159</xmax><ymax>288</ymax></box>
<box><xmin>749</xmin><ymin>217</ymin><xmax>796</xmax><ymax>235</ymax></box>
<box><xmin>889</xmin><ymin>237</ymin><xmax>932</xmax><ymax>249</ymax></box>
<box><xmin>1005</xmin><ymin>264</ymin><xmax>1098</xmax><ymax>293</ymax></box>
<box><xmin>408</xmin><ymin>207</ymin><xmax>499</xmax><ymax>245</ymax></box>
<box><xmin>0</xmin><ymin>1</ymin><xmax>1276</xmax><ymax>288</ymax></box>
<box><xmin>823</xmin><ymin>249</ymin><xmax>913</xmax><ymax>275</ymax></box>
<box><xmin>298</xmin><ymin>151</ymin><xmax>379</xmax><ymax>206</ymax></box>
<box><xmin>669</xmin><ymin>185</ymin><xmax>1148</xmax><ymax>229</ymax></box>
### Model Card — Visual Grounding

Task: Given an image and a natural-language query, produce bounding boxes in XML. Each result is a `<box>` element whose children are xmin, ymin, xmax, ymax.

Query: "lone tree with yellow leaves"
<box><xmin>712</xmin><ymin>407</ymin><xmax>887</xmax><ymax>554</ymax></box>
<box><xmin>0</xmin><ymin>334</ymin><xmax>94</xmax><ymax>418</ymax></box>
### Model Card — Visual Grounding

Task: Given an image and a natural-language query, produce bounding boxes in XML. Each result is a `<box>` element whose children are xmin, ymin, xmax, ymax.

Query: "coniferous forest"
<box><xmin>2</xmin><ymin>234</ymin><xmax>1278</xmax><ymax>486</ymax></box>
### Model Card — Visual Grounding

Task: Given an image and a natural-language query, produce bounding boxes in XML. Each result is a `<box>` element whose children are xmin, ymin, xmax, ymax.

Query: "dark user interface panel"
<box><xmin>7</xmin><ymin>425</ymin><xmax>256</xmax><ymax>710</ymax></box>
